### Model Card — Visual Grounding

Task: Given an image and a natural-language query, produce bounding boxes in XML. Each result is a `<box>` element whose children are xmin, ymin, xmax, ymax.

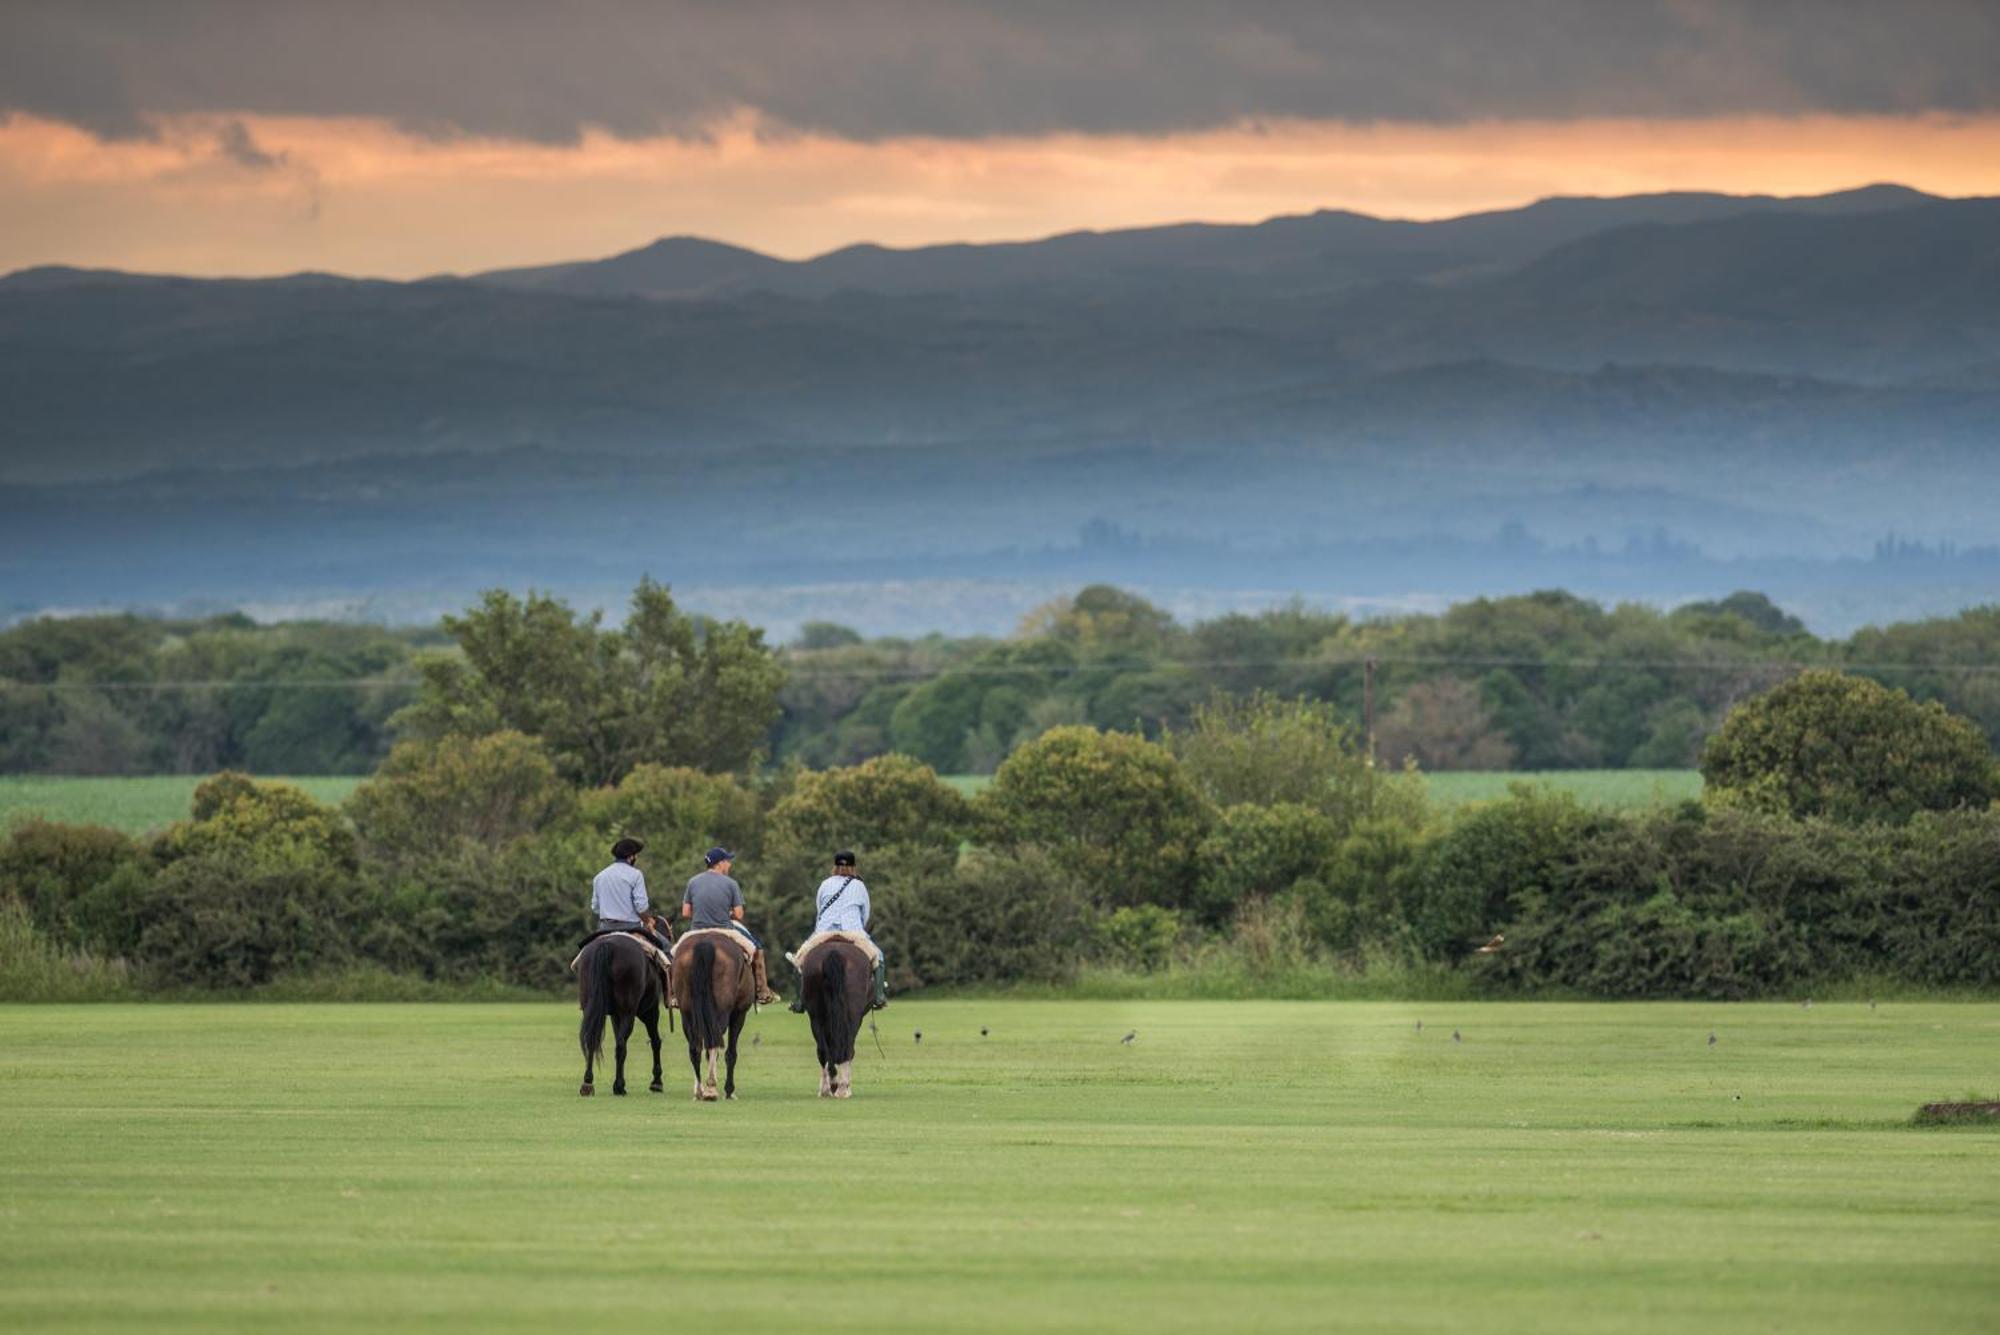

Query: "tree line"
<box><xmin>5</xmin><ymin>582</ymin><xmax>2000</xmax><ymax>779</ymax></box>
<box><xmin>3</xmin><ymin>669</ymin><xmax>1995</xmax><ymax>1000</ymax></box>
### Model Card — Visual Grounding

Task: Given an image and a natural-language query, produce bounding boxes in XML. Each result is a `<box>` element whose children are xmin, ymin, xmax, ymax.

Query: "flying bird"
<box><xmin>1473</xmin><ymin>934</ymin><xmax>1505</xmax><ymax>954</ymax></box>
<box><xmin>1121</xmin><ymin>1031</ymin><xmax>1137</xmax><ymax>1045</ymax></box>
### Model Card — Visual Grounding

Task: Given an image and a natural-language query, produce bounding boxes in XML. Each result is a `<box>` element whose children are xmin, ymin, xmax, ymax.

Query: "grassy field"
<box><xmin>2</xmin><ymin>770</ymin><xmax>1699</xmax><ymax>835</ymax></box>
<box><xmin>0</xmin><ymin>775</ymin><xmax>364</xmax><ymax>833</ymax></box>
<box><xmin>1</xmin><ymin>1000</ymin><xmax>1993</xmax><ymax>1333</ymax></box>
<box><xmin>947</xmin><ymin>769</ymin><xmax>1700</xmax><ymax>809</ymax></box>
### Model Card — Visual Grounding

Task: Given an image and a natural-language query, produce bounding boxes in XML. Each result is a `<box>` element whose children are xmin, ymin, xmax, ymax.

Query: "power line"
<box><xmin>13</xmin><ymin>654</ymin><xmax>2000</xmax><ymax>693</ymax></box>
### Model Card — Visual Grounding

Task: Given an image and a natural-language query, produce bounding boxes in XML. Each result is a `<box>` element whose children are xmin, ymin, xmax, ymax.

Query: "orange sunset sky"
<box><xmin>3</xmin><ymin>2</ymin><xmax>1997</xmax><ymax>277</ymax></box>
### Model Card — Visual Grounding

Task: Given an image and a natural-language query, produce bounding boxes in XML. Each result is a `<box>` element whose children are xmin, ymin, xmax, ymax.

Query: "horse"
<box><xmin>800</xmin><ymin>939</ymin><xmax>872</xmax><ymax>1099</ymax></box>
<box><xmin>673</xmin><ymin>934</ymin><xmax>755</xmax><ymax>1101</ymax></box>
<box><xmin>576</xmin><ymin>932</ymin><xmax>667</xmax><ymax>1097</ymax></box>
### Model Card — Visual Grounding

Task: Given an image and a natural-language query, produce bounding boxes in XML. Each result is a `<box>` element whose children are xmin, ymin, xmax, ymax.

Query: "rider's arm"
<box><xmin>680</xmin><ymin>902</ymin><xmax>692</xmax><ymax>920</ymax></box>
<box><xmin>730</xmin><ymin>905</ymin><xmax>744</xmax><ymax>921</ymax></box>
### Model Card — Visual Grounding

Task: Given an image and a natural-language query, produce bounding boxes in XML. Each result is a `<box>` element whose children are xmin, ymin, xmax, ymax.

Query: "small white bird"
<box><xmin>1473</xmin><ymin>934</ymin><xmax>1505</xmax><ymax>954</ymax></box>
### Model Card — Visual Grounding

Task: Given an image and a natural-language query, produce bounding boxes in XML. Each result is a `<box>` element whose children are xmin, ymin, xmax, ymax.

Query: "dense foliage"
<box><xmin>8</xmin><ymin>587</ymin><xmax>2000</xmax><ymax>782</ymax></box>
<box><xmin>5</xmin><ymin>668</ymin><xmax>1994</xmax><ymax>1000</ymax></box>
<box><xmin>1700</xmin><ymin>669</ymin><xmax>1998</xmax><ymax>823</ymax></box>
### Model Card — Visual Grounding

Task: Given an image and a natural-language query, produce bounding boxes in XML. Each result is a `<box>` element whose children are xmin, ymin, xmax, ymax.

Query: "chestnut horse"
<box><xmin>673</xmin><ymin>935</ymin><xmax>754</xmax><ymax>1101</ymax></box>
<box><xmin>800</xmin><ymin>939</ymin><xmax>872</xmax><ymax>1098</ymax></box>
<box><xmin>576</xmin><ymin>933</ymin><xmax>665</xmax><ymax>1097</ymax></box>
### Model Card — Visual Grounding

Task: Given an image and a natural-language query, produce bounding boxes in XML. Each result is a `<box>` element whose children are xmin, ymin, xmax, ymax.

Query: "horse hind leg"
<box><xmin>642</xmin><ymin>1003</ymin><xmax>664</xmax><ymax>1093</ymax></box>
<box><xmin>723</xmin><ymin>1011</ymin><xmax>746</xmax><ymax>1100</ymax></box>
<box><xmin>611</xmin><ymin>1014</ymin><xmax>635</xmax><ymax>1096</ymax></box>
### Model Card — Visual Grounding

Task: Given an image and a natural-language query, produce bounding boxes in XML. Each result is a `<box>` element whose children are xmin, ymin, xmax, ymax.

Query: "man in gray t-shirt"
<box><xmin>681</xmin><ymin>847</ymin><xmax>780</xmax><ymax>1005</ymax></box>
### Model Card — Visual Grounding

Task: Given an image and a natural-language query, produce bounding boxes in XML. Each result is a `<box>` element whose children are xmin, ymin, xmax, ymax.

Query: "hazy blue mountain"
<box><xmin>474</xmin><ymin>184</ymin><xmax>1935</xmax><ymax>299</ymax></box>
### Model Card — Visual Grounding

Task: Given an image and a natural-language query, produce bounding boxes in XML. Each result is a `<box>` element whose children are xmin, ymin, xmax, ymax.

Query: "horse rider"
<box><xmin>682</xmin><ymin>847</ymin><xmax>782</xmax><ymax>1006</ymax></box>
<box><xmin>590</xmin><ymin>837</ymin><xmax>673</xmax><ymax>952</ymax></box>
<box><xmin>789</xmin><ymin>849</ymin><xmax>888</xmax><ymax>1012</ymax></box>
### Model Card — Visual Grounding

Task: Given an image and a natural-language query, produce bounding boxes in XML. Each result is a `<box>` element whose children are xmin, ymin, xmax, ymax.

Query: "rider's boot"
<box><xmin>870</xmin><ymin>956</ymin><xmax>889</xmax><ymax>1011</ymax></box>
<box><xmin>751</xmin><ymin>949</ymin><xmax>782</xmax><ymax>1007</ymax></box>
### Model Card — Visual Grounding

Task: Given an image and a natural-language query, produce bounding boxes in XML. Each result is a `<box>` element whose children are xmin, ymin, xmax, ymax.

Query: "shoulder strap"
<box><xmin>818</xmin><ymin>875</ymin><xmax>857</xmax><ymax>919</ymax></box>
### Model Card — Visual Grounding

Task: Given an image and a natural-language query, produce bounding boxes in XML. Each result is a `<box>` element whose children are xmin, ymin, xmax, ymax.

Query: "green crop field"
<box><xmin>946</xmin><ymin>770</ymin><xmax>1701</xmax><ymax>809</ymax></box>
<box><xmin>1</xmin><ymin>1000</ymin><xmax>1992</xmax><ymax>1333</ymax></box>
<box><xmin>0</xmin><ymin>775</ymin><xmax>365</xmax><ymax>834</ymax></box>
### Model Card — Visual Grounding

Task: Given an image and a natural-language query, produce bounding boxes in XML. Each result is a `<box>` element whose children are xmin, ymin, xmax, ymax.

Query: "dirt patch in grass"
<box><xmin>1913</xmin><ymin>1101</ymin><xmax>2000</xmax><ymax>1125</ymax></box>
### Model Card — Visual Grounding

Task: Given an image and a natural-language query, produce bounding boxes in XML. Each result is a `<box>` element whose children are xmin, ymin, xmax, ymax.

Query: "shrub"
<box><xmin>893</xmin><ymin>846</ymin><xmax>1093</xmax><ymax>989</ymax></box>
<box><xmin>346</xmin><ymin>732</ymin><xmax>571</xmax><ymax>866</ymax></box>
<box><xmin>979</xmin><ymin>726</ymin><xmax>1213</xmax><ymax>910</ymax></box>
<box><xmin>1097</xmin><ymin>905</ymin><xmax>1183</xmax><ymax>972</ymax></box>
<box><xmin>1407</xmin><ymin>786</ymin><xmax>1602</xmax><ymax>959</ymax></box>
<box><xmin>0</xmin><ymin>818</ymin><xmax>151</xmax><ymax>955</ymax></box>
<box><xmin>578</xmin><ymin>763</ymin><xmax>762</xmax><ymax>874</ymax></box>
<box><xmin>1169</xmin><ymin>692</ymin><xmax>1423</xmax><ymax>830</ymax></box>
<box><xmin>1194</xmin><ymin>803</ymin><xmax>1340</xmax><ymax>926</ymax></box>
<box><xmin>133</xmin><ymin>850</ymin><xmax>358</xmax><ymax>989</ymax></box>
<box><xmin>1702</xmin><ymin>669</ymin><xmax>1998</xmax><ymax>824</ymax></box>
<box><xmin>0</xmin><ymin>901</ymin><xmax>133</xmax><ymax>1001</ymax></box>
<box><xmin>162</xmin><ymin>772</ymin><xmax>357</xmax><ymax>872</ymax></box>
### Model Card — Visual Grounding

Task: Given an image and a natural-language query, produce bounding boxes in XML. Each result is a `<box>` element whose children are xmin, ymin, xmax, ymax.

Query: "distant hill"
<box><xmin>471</xmin><ymin>184</ymin><xmax>1937</xmax><ymax>300</ymax></box>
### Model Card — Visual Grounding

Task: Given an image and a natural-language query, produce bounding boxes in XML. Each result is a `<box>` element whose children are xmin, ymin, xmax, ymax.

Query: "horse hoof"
<box><xmin>833</xmin><ymin>1089</ymin><xmax>852</xmax><ymax>1100</ymax></box>
<box><xmin>613</xmin><ymin>1086</ymin><xmax>626</xmax><ymax>1097</ymax></box>
<box><xmin>649</xmin><ymin>1081</ymin><xmax>663</xmax><ymax>1093</ymax></box>
<box><xmin>726</xmin><ymin>1092</ymin><xmax>737</xmax><ymax>1101</ymax></box>
<box><xmin>580</xmin><ymin>1085</ymin><xmax>594</xmax><ymax>1097</ymax></box>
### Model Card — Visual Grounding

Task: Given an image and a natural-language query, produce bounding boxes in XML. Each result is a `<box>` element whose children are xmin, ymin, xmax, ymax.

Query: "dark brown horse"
<box><xmin>577</xmin><ymin>933</ymin><xmax>666</xmax><ymax>1097</ymax></box>
<box><xmin>801</xmin><ymin>940</ymin><xmax>872</xmax><ymax>1098</ymax></box>
<box><xmin>673</xmin><ymin>934</ymin><xmax>754</xmax><ymax>1101</ymax></box>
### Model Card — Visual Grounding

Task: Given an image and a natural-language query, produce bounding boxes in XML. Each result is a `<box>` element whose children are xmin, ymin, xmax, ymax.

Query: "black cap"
<box><xmin>705</xmin><ymin>846</ymin><xmax>734</xmax><ymax>866</ymax></box>
<box><xmin>612</xmin><ymin>837</ymin><xmax>645</xmax><ymax>861</ymax></box>
<box><xmin>833</xmin><ymin>849</ymin><xmax>856</xmax><ymax>867</ymax></box>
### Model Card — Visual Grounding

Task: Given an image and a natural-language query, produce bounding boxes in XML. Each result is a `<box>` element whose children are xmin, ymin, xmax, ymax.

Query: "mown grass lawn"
<box><xmin>0</xmin><ymin>775</ymin><xmax>364</xmax><ymax>834</ymax></box>
<box><xmin>1</xmin><ymin>1000</ymin><xmax>1992</xmax><ymax>1333</ymax></box>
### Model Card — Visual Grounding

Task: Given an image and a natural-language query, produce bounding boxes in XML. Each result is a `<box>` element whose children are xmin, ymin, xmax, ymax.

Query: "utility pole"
<box><xmin>1363</xmin><ymin>656</ymin><xmax>1377</xmax><ymax>764</ymax></box>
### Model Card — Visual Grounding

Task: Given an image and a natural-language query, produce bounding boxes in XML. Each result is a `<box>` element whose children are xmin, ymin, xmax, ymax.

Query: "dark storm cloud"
<box><xmin>4</xmin><ymin>0</ymin><xmax>1997</xmax><ymax>143</ymax></box>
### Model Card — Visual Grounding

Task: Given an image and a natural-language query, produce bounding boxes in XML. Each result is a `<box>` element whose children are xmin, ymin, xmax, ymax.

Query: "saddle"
<box><xmin>791</xmin><ymin>929</ymin><xmax>882</xmax><ymax>971</ymax></box>
<box><xmin>673</xmin><ymin>926</ymin><xmax>757</xmax><ymax>965</ymax></box>
<box><xmin>569</xmin><ymin>930</ymin><xmax>675</xmax><ymax>996</ymax></box>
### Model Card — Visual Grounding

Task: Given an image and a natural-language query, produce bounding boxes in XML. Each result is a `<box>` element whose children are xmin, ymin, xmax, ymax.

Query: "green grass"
<box><xmin>1</xmin><ymin>1001</ymin><xmax>1993</xmax><ymax>1333</ymax></box>
<box><xmin>0</xmin><ymin>774</ymin><xmax>364</xmax><ymax>834</ymax></box>
<box><xmin>1422</xmin><ymin>769</ymin><xmax>1703</xmax><ymax>810</ymax></box>
<box><xmin>946</xmin><ymin>770</ymin><xmax>1701</xmax><ymax>809</ymax></box>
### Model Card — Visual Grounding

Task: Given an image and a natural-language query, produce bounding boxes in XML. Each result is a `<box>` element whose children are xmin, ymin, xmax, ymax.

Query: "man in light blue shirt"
<box><xmin>789</xmin><ymin>849</ymin><xmax>888</xmax><ymax>1012</ymax></box>
<box><xmin>590</xmin><ymin>837</ymin><xmax>671</xmax><ymax>951</ymax></box>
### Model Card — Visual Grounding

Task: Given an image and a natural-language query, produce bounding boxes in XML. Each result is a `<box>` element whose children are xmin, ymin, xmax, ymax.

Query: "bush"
<box><xmin>1169</xmin><ymin>692</ymin><xmax>1423</xmax><ymax>830</ymax></box>
<box><xmin>346</xmin><ymin>732</ymin><xmax>571</xmax><ymax>866</ymax></box>
<box><xmin>1702</xmin><ymin>669</ymin><xmax>1998</xmax><ymax>824</ymax></box>
<box><xmin>892</xmin><ymin>846</ymin><xmax>1093</xmax><ymax>990</ymax></box>
<box><xmin>1193</xmin><ymin>803</ymin><xmax>1340</xmax><ymax>926</ymax></box>
<box><xmin>1097</xmin><ymin>905</ymin><xmax>1183</xmax><ymax>972</ymax></box>
<box><xmin>979</xmin><ymin>726</ymin><xmax>1213</xmax><ymax>910</ymax></box>
<box><xmin>1407</xmin><ymin>786</ymin><xmax>1603</xmax><ymax>960</ymax></box>
<box><xmin>578</xmin><ymin>763</ymin><xmax>762</xmax><ymax>875</ymax></box>
<box><xmin>132</xmin><ymin>850</ymin><xmax>358</xmax><ymax>989</ymax></box>
<box><xmin>0</xmin><ymin>901</ymin><xmax>133</xmax><ymax>1001</ymax></box>
<box><xmin>163</xmin><ymin>772</ymin><xmax>357</xmax><ymax>872</ymax></box>
<box><xmin>0</xmin><ymin>818</ymin><xmax>151</xmax><ymax>956</ymax></box>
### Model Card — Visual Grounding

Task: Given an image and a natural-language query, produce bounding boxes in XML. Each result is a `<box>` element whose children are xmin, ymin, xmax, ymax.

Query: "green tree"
<box><xmin>395</xmin><ymin>578</ymin><xmax>785</xmax><ymax>784</ymax></box>
<box><xmin>1168</xmin><ymin>692</ymin><xmax>1425</xmax><ymax>832</ymax></box>
<box><xmin>1701</xmin><ymin>669</ymin><xmax>1998</xmax><ymax>824</ymax></box>
<box><xmin>346</xmin><ymin>733</ymin><xmax>572</xmax><ymax>866</ymax></box>
<box><xmin>979</xmin><ymin>726</ymin><xmax>1213</xmax><ymax>910</ymax></box>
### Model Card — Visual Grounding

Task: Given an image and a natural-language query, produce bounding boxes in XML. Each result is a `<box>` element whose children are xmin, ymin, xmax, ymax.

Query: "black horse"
<box><xmin>577</xmin><ymin>934</ymin><xmax>666</xmax><ymax>1097</ymax></box>
<box><xmin>801</xmin><ymin>939</ymin><xmax>872</xmax><ymax>1098</ymax></box>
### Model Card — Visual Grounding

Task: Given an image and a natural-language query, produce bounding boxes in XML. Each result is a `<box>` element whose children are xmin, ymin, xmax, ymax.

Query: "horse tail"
<box><xmin>688</xmin><ymin>939</ymin><xmax>721</xmax><ymax>1050</ymax></box>
<box><xmin>819</xmin><ymin>949</ymin><xmax>857</xmax><ymax>1066</ymax></box>
<box><xmin>579</xmin><ymin>939</ymin><xmax>613</xmax><ymax>1064</ymax></box>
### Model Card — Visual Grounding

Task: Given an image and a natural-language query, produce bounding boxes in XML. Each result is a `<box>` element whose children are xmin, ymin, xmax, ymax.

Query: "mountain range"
<box><xmin>2</xmin><ymin>184</ymin><xmax>1997</xmax><ymax>635</ymax></box>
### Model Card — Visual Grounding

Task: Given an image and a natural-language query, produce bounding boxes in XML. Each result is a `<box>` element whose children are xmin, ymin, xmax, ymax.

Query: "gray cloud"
<box><xmin>3</xmin><ymin>1</ymin><xmax>1996</xmax><ymax>144</ymax></box>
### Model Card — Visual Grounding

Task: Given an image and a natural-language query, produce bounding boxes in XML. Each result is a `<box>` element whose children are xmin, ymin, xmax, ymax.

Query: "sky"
<box><xmin>3</xmin><ymin>1</ymin><xmax>1998</xmax><ymax>277</ymax></box>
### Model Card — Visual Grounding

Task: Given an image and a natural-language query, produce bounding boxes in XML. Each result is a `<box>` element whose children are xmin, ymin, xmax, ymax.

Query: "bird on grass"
<box><xmin>1121</xmin><ymin>1031</ymin><xmax>1137</xmax><ymax>1045</ymax></box>
<box><xmin>1452</xmin><ymin>1029</ymin><xmax>1462</xmax><ymax>1043</ymax></box>
<box><xmin>914</xmin><ymin>1030</ymin><xmax>922</xmax><ymax>1045</ymax></box>
<box><xmin>1869</xmin><ymin>999</ymin><xmax>1877</xmax><ymax>1011</ymax></box>
<box><xmin>752</xmin><ymin>1032</ymin><xmax>761</xmax><ymax>1048</ymax></box>
<box><xmin>1707</xmin><ymin>1032</ymin><xmax>1717</xmax><ymax>1047</ymax></box>
<box><xmin>980</xmin><ymin>1027</ymin><xmax>990</xmax><ymax>1037</ymax></box>
<box><xmin>1415</xmin><ymin>1020</ymin><xmax>1423</xmax><ymax>1032</ymax></box>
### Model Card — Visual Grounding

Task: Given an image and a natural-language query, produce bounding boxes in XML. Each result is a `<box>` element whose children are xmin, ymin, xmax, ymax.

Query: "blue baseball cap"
<box><xmin>705</xmin><ymin>847</ymin><xmax>734</xmax><ymax>866</ymax></box>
